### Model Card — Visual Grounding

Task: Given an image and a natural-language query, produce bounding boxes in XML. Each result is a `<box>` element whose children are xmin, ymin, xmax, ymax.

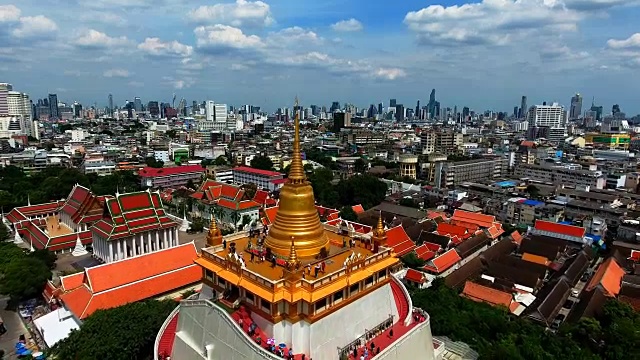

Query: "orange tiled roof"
<box><xmin>522</xmin><ymin>252</ymin><xmax>550</xmax><ymax>266</ymax></box>
<box><xmin>586</xmin><ymin>257</ymin><xmax>625</xmax><ymax>297</ymax></box>
<box><xmin>510</xmin><ymin>231</ymin><xmax>523</xmax><ymax>245</ymax></box>
<box><xmin>436</xmin><ymin>223</ymin><xmax>468</xmax><ymax>237</ymax></box>
<box><xmin>60</xmin><ymin>244</ymin><xmax>201</xmax><ymax>319</ymax></box>
<box><xmin>405</xmin><ymin>268</ymin><xmax>425</xmax><ymax>283</ymax></box>
<box><xmin>60</xmin><ymin>272</ymin><xmax>85</xmax><ymax>292</ymax></box>
<box><xmin>461</xmin><ymin>281</ymin><xmax>512</xmax><ymax>307</ymax></box>
<box><xmin>486</xmin><ymin>224</ymin><xmax>504</xmax><ymax>239</ymax></box>
<box><xmin>424</xmin><ymin>248</ymin><xmax>461</xmax><ymax>273</ymax></box>
<box><xmin>86</xmin><ymin>243</ymin><xmax>199</xmax><ymax>293</ymax></box>
<box><xmin>351</xmin><ymin>204</ymin><xmax>365</xmax><ymax>214</ymax></box>
<box><xmin>451</xmin><ymin>210</ymin><xmax>495</xmax><ymax>228</ymax></box>
<box><xmin>263</xmin><ymin>206</ymin><xmax>279</xmax><ymax>225</ymax></box>
<box><xmin>385</xmin><ymin>225</ymin><xmax>416</xmax><ymax>257</ymax></box>
<box><xmin>534</xmin><ymin>220</ymin><xmax>585</xmax><ymax>238</ymax></box>
<box><xmin>414</xmin><ymin>244</ymin><xmax>436</xmax><ymax>262</ymax></box>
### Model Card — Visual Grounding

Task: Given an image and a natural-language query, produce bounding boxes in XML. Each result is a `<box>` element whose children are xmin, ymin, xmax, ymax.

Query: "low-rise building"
<box><xmin>232</xmin><ymin>166</ymin><xmax>284</xmax><ymax>191</ymax></box>
<box><xmin>139</xmin><ymin>164</ymin><xmax>205</xmax><ymax>189</ymax></box>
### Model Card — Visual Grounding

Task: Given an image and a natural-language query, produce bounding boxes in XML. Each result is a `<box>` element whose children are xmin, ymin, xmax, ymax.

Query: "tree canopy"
<box><xmin>145</xmin><ymin>157</ymin><xmax>164</xmax><ymax>168</ymax></box>
<box><xmin>338</xmin><ymin>206</ymin><xmax>358</xmax><ymax>222</ymax></box>
<box><xmin>250</xmin><ymin>156</ymin><xmax>274</xmax><ymax>171</ymax></box>
<box><xmin>411</xmin><ymin>281</ymin><xmax>640</xmax><ymax>360</ymax></box>
<box><xmin>0</xmin><ymin>242</ymin><xmax>54</xmax><ymax>307</ymax></box>
<box><xmin>50</xmin><ymin>300</ymin><xmax>177</xmax><ymax>360</ymax></box>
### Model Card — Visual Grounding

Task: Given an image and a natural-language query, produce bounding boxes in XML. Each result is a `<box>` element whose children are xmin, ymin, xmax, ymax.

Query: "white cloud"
<box><xmin>563</xmin><ymin>0</ymin><xmax>640</xmax><ymax>11</ymax></box>
<box><xmin>0</xmin><ymin>5</ymin><xmax>21</xmax><ymax>22</ymax></box>
<box><xmin>103</xmin><ymin>68</ymin><xmax>130</xmax><ymax>78</ymax></box>
<box><xmin>76</xmin><ymin>29</ymin><xmax>130</xmax><ymax>48</ymax></box>
<box><xmin>230</xmin><ymin>63</ymin><xmax>249</xmax><ymax>71</ymax></box>
<box><xmin>12</xmin><ymin>15</ymin><xmax>58</xmax><ymax>38</ymax></box>
<box><xmin>128</xmin><ymin>81</ymin><xmax>144</xmax><ymax>87</ymax></box>
<box><xmin>266</xmin><ymin>27</ymin><xmax>323</xmax><ymax>47</ymax></box>
<box><xmin>372</xmin><ymin>68</ymin><xmax>407</xmax><ymax>80</ymax></box>
<box><xmin>78</xmin><ymin>12</ymin><xmax>127</xmax><ymax>27</ymax></box>
<box><xmin>331</xmin><ymin>18</ymin><xmax>363</xmax><ymax>32</ymax></box>
<box><xmin>138</xmin><ymin>37</ymin><xmax>193</xmax><ymax>57</ymax></box>
<box><xmin>404</xmin><ymin>0</ymin><xmax>582</xmax><ymax>46</ymax></box>
<box><xmin>194</xmin><ymin>25</ymin><xmax>263</xmax><ymax>50</ymax></box>
<box><xmin>607</xmin><ymin>33</ymin><xmax>640</xmax><ymax>49</ymax></box>
<box><xmin>188</xmin><ymin>0</ymin><xmax>274</xmax><ymax>27</ymax></box>
<box><xmin>76</xmin><ymin>0</ymin><xmax>156</xmax><ymax>9</ymax></box>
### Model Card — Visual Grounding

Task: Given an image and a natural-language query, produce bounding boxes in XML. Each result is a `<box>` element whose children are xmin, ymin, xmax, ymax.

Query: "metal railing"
<box><xmin>337</xmin><ymin>314</ymin><xmax>394</xmax><ymax>359</ymax></box>
<box><xmin>391</xmin><ymin>274</ymin><xmax>414</xmax><ymax>326</ymax></box>
<box><xmin>179</xmin><ymin>299</ymin><xmax>282</xmax><ymax>360</ymax></box>
<box><xmin>153</xmin><ymin>305</ymin><xmax>181</xmax><ymax>360</ymax></box>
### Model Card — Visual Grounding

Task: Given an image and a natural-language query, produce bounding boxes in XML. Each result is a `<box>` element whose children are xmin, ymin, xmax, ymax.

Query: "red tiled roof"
<box><xmin>60</xmin><ymin>243</ymin><xmax>201</xmax><ymax>319</ymax></box>
<box><xmin>586</xmin><ymin>257</ymin><xmax>625</xmax><ymax>297</ymax></box>
<box><xmin>510</xmin><ymin>231</ymin><xmax>523</xmax><ymax>245</ymax></box>
<box><xmin>386</xmin><ymin>225</ymin><xmax>416</xmax><ymax>257</ymax></box>
<box><xmin>61</xmin><ymin>272</ymin><xmax>86</xmax><ymax>292</ymax></box>
<box><xmin>423</xmin><ymin>248</ymin><xmax>461</xmax><ymax>273</ymax></box>
<box><xmin>352</xmin><ymin>204</ymin><xmax>365</xmax><ymax>214</ymax></box>
<box><xmin>486</xmin><ymin>224</ymin><xmax>505</xmax><ymax>239</ymax></box>
<box><xmin>629</xmin><ymin>250</ymin><xmax>640</xmax><ymax>262</ymax></box>
<box><xmin>436</xmin><ymin>223</ymin><xmax>468</xmax><ymax>237</ymax></box>
<box><xmin>233</xmin><ymin>166</ymin><xmax>283</xmax><ymax>177</ymax></box>
<box><xmin>461</xmin><ymin>281</ymin><xmax>512</xmax><ymax>308</ymax></box>
<box><xmin>263</xmin><ymin>206</ymin><xmax>279</xmax><ymax>225</ymax></box>
<box><xmin>138</xmin><ymin>165</ymin><xmax>204</xmax><ymax>178</ymax></box>
<box><xmin>414</xmin><ymin>244</ymin><xmax>436</xmax><ymax>262</ymax></box>
<box><xmin>534</xmin><ymin>220</ymin><xmax>586</xmax><ymax>238</ymax></box>
<box><xmin>405</xmin><ymin>268</ymin><xmax>425</xmax><ymax>283</ymax></box>
<box><xmin>451</xmin><ymin>210</ymin><xmax>495</xmax><ymax>228</ymax></box>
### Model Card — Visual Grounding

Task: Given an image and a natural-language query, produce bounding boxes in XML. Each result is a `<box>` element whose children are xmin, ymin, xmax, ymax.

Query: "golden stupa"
<box><xmin>206</xmin><ymin>214</ymin><xmax>223</xmax><ymax>247</ymax></box>
<box><xmin>265</xmin><ymin>98</ymin><xmax>329</xmax><ymax>258</ymax></box>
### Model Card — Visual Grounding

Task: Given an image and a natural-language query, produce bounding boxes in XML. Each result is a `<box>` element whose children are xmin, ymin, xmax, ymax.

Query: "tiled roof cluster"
<box><xmin>60</xmin><ymin>185</ymin><xmax>107</xmax><ymax>224</ymax></box>
<box><xmin>191</xmin><ymin>180</ymin><xmax>264</xmax><ymax>210</ymax></box>
<box><xmin>92</xmin><ymin>190</ymin><xmax>177</xmax><ymax>240</ymax></box>
<box><xmin>58</xmin><ymin>243</ymin><xmax>200</xmax><ymax>319</ymax></box>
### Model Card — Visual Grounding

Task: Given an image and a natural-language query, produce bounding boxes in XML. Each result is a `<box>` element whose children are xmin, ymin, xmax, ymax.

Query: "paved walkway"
<box><xmin>0</xmin><ymin>297</ymin><xmax>29</xmax><ymax>359</ymax></box>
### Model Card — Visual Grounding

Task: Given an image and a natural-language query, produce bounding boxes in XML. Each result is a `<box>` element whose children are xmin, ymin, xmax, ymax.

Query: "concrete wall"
<box><xmin>375</xmin><ymin>318</ymin><xmax>436</xmax><ymax>360</ymax></box>
<box><xmin>172</xmin><ymin>300</ymin><xmax>281</xmax><ymax>360</ymax></box>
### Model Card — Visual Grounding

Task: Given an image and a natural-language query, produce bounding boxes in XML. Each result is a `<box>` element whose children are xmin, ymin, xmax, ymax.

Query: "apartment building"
<box><xmin>139</xmin><ymin>165</ymin><xmax>205</xmax><ymax>189</ymax></box>
<box><xmin>434</xmin><ymin>157</ymin><xmax>508</xmax><ymax>188</ymax></box>
<box><xmin>421</xmin><ymin>129</ymin><xmax>463</xmax><ymax>155</ymax></box>
<box><xmin>340</xmin><ymin>128</ymin><xmax>386</xmax><ymax>145</ymax></box>
<box><xmin>232</xmin><ymin>166</ymin><xmax>285</xmax><ymax>191</ymax></box>
<box><xmin>514</xmin><ymin>163</ymin><xmax>605</xmax><ymax>189</ymax></box>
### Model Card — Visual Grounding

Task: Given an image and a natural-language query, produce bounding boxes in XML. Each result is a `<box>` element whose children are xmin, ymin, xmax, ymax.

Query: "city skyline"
<box><xmin>2</xmin><ymin>1</ymin><xmax>640</xmax><ymax>114</ymax></box>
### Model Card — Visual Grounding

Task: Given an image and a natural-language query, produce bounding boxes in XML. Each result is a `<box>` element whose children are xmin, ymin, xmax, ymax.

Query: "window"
<box><xmin>315</xmin><ymin>297</ymin><xmax>327</xmax><ymax>313</ymax></box>
<box><xmin>378</xmin><ymin>270</ymin><xmax>387</xmax><ymax>279</ymax></box>
<box><xmin>333</xmin><ymin>290</ymin><xmax>343</xmax><ymax>303</ymax></box>
<box><xmin>245</xmin><ymin>291</ymin><xmax>254</xmax><ymax>303</ymax></box>
<box><xmin>205</xmin><ymin>269</ymin><xmax>214</xmax><ymax>281</ymax></box>
<box><xmin>365</xmin><ymin>276</ymin><xmax>374</xmax><ymax>287</ymax></box>
<box><xmin>350</xmin><ymin>283</ymin><xmax>359</xmax><ymax>295</ymax></box>
<box><xmin>261</xmin><ymin>298</ymin><xmax>271</xmax><ymax>311</ymax></box>
<box><xmin>218</xmin><ymin>278</ymin><xmax>226</xmax><ymax>287</ymax></box>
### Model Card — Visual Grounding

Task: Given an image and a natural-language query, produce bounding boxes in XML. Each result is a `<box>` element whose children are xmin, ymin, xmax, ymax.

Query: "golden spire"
<box><xmin>372</xmin><ymin>211</ymin><xmax>387</xmax><ymax>244</ymax></box>
<box><xmin>288</xmin><ymin>96</ymin><xmax>305</xmax><ymax>184</ymax></box>
<box><xmin>265</xmin><ymin>96</ymin><xmax>329</xmax><ymax>258</ymax></box>
<box><xmin>206</xmin><ymin>214</ymin><xmax>223</xmax><ymax>247</ymax></box>
<box><xmin>287</xmin><ymin>236</ymin><xmax>299</xmax><ymax>268</ymax></box>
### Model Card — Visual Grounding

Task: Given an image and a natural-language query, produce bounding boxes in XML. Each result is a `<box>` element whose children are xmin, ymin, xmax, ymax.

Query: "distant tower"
<box><xmin>108</xmin><ymin>94</ymin><xmax>114</xmax><ymax>116</ymax></box>
<box><xmin>519</xmin><ymin>96</ymin><xmax>527</xmax><ymax>119</ymax></box>
<box><xmin>570</xmin><ymin>93</ymin><xmax>582</xmax><ymax>119</ymax></box>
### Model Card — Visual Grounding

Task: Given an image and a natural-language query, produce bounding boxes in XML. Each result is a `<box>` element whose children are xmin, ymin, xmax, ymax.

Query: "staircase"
<box><xmin>157</xmin><ymin>313</ymin><xmax>179</xmax><ymax>359</ymax></box>
<box><xmin>390</xmin><ymin>280</ymin><xmax>409</xmax><ymax>323</ymax></box>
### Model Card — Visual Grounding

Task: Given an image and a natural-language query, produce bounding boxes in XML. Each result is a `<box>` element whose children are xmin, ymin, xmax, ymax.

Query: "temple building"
<box><xmin>5</xmin><ymin>186</ymin><xmax>180</xmax><ymax>263</ymax></box>
<box><xmin>155</xmin><ymin>100</ymin><xmax>442</xmax><ymax>360</ymax></box>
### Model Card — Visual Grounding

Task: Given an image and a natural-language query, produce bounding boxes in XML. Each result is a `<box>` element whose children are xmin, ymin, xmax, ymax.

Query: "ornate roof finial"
<box><xmin>206</xmin><ymin>214</ymin><xmax>222</xmax><ymax>247</ymax></box>
<box><xmin>287</xmin><ymin>236</ymin><xmax>299</xmax><ymax>268</ymax></box>
<box><xmin>372</xmin><ymin>211</ymin><xmax>387</xmax><ymax>244</ymax></box>
<box><xmin>27</xmin><ymin>194</ymin><xmax>31</xmax><ymax>206</ymax></box>
<box><xmin>375</xmin><ymin>211</ymin><xmax>384</xmax><ymax>235</ymax></box>
<box><xmin>288</xmin><ymin>96</ymin><xmax>305</xmax><ymax>184</ymax></box>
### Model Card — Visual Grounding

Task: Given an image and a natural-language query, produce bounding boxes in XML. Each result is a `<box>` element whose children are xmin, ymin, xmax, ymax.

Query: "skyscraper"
<box><xmin>427</xmin><ymin>89</ymin><xmax>438</xmax><ymax>119</ymax></box>
<box><xmin>48</xmin><ymin>94</ymin><xmax>59</xmax><ymax>119</ymax></box>
<box><xmin>377</xmin><ymin>103</ymin><xmax>383</xmax><ymax>115</ymax></box>
<box><xmin>0</xmin><ymin>83</ymin><xmax>11</xmax><ymax>116</ymax></box>
<box><xmin>415</xmin><ymin>100</ymin><xmax>420</xmax><ymax>118</ymax></box>
<box><xmin>569</xmin><ymin>93</ymin><xmax>582</xmax><ymax>119</ymax></box>
<box><xmin>108</xmin><ymin>94</ymin><xmax>114</xmax><ymax>117</ymax></box>
<box><xmin>519</xmin><ymin>96</ymin><xmax>527</xmax><ymax>119</ymax></box>
<box><xmin>134</xmin><ymin>97</ymin><xmax>142</xmax><ymax>112</ymax></box>
<box><xmin>389</xmin><ymin>99</ymin><xmax>397</xmax><ymax>108</ymax></box>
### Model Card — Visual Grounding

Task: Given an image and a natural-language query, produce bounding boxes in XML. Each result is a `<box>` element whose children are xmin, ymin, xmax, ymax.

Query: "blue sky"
<box><xmin>1</xmin><ymin>0</ymin><xmax>640</xmax><ymax>114</ymax></box>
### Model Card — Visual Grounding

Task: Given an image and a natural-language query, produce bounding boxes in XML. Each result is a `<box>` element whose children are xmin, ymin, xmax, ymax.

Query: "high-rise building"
<box><xmin>147</xmin><ymin>101</ymin><xmax>159</xmax><ymax>117</ymax></box>
<box><xmin>518</xmin><ymin>96</ymin><xmax>527</xmax><ymax>119</ymax></box>
<box><xmin>48</xmin><ymin>94</ymin><xmax>59</xmax><ymax>119</ymax></box>
<box><xmin>0</xmin><ymin>83</ymin><xmax>11</xmax><ymax>116</ymax></box>
<box><xmin>333</xmin><ymin>111</ymin><xmax>351</xmax><ymax>132</ymax></box>
<box><xmin>526</xmin><ymin>103</ymin><xmax>567</xmax><ymax>142</ymax></box>
<box><xmin>377</xmin><ymin>103</ymin><xmax>383</xmax><ymax>115</ymax></box>
<box><xmin>389</xmin><ymin>98</ymin><xmax>397</xmax><ymax>108</ymax></box>
<box><xmin>330</xmin><ymin>101</ymin><xmax>340</xmax><ymax>113</ymax></box>
<box><xmin>108</xmin><ymin>94</ymin><xmax>114</xmax><ymax>116</ymax></box>
<box><xmin>590</xmin><ymin>98</ymin><xmax>603</xmax><ymax>121</ymax></box>
<box><xmin>415</xmin><ymin>100</ymin><xmax>420</xmax><ymax>118</ymax></box>
<box><xmin>569</xmin><ymin>93</ymin><xmax>582</xmax><ymax>119</ymax></box>
<box><xmin>395</xmin><ymin>104</ymin><xmax>405</xmax><ymax>121</ymax></box>
<box><xmin>134</xmin><ymin>97</ymin><xmax>142</xmax><ymax>112</ymax></box>
<box><xmin>73</xmin><ymin>102</ymin><xmax>83</xmax><ymax>118</ymax></box>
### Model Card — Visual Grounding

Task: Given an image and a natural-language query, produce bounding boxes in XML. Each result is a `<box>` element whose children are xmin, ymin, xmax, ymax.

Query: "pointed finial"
<box><xmin>27</xmin><ymin>194</ymin><xmax>31</xmax><ymax>206</ymax></box>
<box><xmin>206</xmin><ymin>214</ymin><xmax>222</xmax><ymax>247</ymax></box>
<box><xmin>115</xmin><ymin>185</ymin><xmax>120</xmax><ymax>197</ymax></box>
<box><xmin>287</xmin><ymin>236</ymin><xmax>299</xmax><ymax>267</ymax></box>
<box><xmin>376</xmin><ymin>211</ymin><xmax>384</xmax><ymax>234</ymax></box>
<box><xmin>288</xmin><ymin>96</ymin><xmax>305</xmax><ymax>184</ymax></box>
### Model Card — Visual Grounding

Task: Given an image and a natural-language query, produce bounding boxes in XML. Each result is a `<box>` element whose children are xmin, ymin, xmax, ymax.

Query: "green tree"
<box><xmin>250</xmin><ymin>156</ymin><xmax>274</xmax><ymax>171</ymax></box>
<box><xmin>145</xmin><ymin>157</ymin><xmax>164</xmax><ymax>168</ymax></box>
<box><xmin>214</xmin><ymin>155</ymin><xmax>228</xmax><ymax>166</ymax></box>
<box><xmin>339</xmin><ymin>206</ymin><xmax>358</xmax><ymax>222</ymax></box>
<box><xmin>50</xmin><ymin>300</ymin><xmax>177</xmax><ymax>360</ymax></box>
<box><xmin>354</xmin><ymin>158</ymin><xmax>367</xmax><ymax>174</ymax></box>
<box><xmin>399</xmin><ymin>198</ymin><xmax>420</xmax><ymax>208</ymax></box>
<box><xmin>0</xmin><ymin>257</ymin><xmax>51</xmax><ymax>305</ymax></box>
<box><xmin>400</xmin><ymin>252</ymin><xmax>426</xmax><ymax>269</ymax></box>
<box><xmin>30</xmin><ymin>249</ymin><xmax>58</xmax><ymax>269</ymax></box>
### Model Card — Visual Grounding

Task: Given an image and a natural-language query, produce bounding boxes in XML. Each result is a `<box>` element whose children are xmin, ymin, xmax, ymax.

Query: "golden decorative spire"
<box><xmin>206</xmin><ymin>214</ymin><xmax>223</xmax><ymax>247</ymax></box>
<box><xmin>265</xmin><ymin>97</ymin><xmax>329</xmax><ymax>258</ymax></box>
<box><xmin>287</xmin><ymin>236</ymin><xmax>299</xmax><ymax>268</ymax></box>
<box><xmin>371</xmin><ymin>211</ymin><xmax>387</xmax><ymax>244</ymax></box>
<box><xmin>288</xmin><ymin>96</ymin><xmax>305</xmax><ymax>184</ymax></box>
